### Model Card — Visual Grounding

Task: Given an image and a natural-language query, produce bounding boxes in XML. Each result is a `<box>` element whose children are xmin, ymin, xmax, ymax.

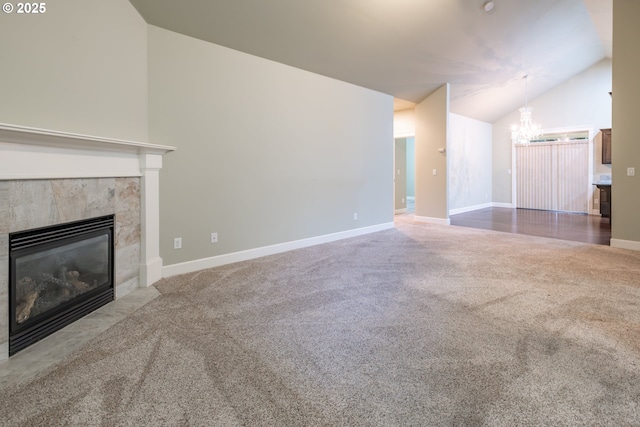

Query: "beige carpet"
<box><xmin>1</xmin><ymin>217</ymin><xmax>640</xmax><ymax>426</ymax></box>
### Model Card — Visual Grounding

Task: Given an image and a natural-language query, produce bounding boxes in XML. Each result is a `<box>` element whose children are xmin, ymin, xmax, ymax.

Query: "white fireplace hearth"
<box><xmin>0</xmin><ymin>123</ymin><xmax>175</xmax><ymax>359</ymax></box>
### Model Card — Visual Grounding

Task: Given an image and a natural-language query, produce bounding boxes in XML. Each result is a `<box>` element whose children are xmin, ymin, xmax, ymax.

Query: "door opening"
<box><xmin>394</xmin><ymin>137</ymin><xmax>415</xmax><ymax>214</ymax></box>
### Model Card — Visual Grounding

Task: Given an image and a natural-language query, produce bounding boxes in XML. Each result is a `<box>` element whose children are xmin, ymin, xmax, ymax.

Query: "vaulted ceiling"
<box><xmin>129</xmin><ymin>0</ymin><xmax>612</xmax><ymax>123</ymax></box>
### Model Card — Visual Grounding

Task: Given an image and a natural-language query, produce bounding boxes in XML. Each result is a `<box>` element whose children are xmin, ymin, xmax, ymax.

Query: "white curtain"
<box><xmin>516</xmin><ymin>141</ymin><xmax>589</xmax><ymax>213</ymax></box>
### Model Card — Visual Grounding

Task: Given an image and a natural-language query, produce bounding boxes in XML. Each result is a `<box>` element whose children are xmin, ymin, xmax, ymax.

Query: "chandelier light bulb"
<box><xmin>512</xmin><ymin>75</ymin><xmax>543</xmax><ymax>143</ymax></box>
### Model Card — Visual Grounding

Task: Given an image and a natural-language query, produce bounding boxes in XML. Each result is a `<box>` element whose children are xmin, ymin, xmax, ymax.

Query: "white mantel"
<box><xmin>0</xmin><ymin>123</ymin><xmax>175</xmax><ymax>287</ymax></box>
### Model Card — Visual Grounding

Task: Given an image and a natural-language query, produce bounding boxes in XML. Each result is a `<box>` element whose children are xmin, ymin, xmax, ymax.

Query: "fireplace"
<box><xmin>1</xmin><ymin>122</ymin><xmax>174</xmax><ymax>360</ymax></box>
<box><xmin>9</xmin><ymin>215</ymin><xmax>115</xmax><ymax>356</ymax></box>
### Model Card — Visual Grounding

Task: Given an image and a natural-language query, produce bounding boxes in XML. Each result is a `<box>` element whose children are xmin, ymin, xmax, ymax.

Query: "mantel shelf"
<box><xmin>0</xmin><ymin>123</ymin><xmax>175</xmax><ymax>181</ymax></box>
<box><xmin>0</xmin><ymin>123</ymin><xmax>176</xmax><ymax>155</ymax></box>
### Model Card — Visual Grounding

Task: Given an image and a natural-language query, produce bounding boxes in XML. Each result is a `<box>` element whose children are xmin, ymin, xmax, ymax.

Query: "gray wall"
<box><xmin>449</xmin><ymin>114</ymin><xmax>493</xmax><ymax>211</ymax></box>
<box><xmin>612</xmin><ymin>0</ymin><xmax>640</xmax><ymax>245</ymax></box>
<box><xmin>148</xmin><ymin>26</ymin><xmax>394</xmax><ymax>266</ymax></box>
<box><xmin>0</xmin><ymin>0</ymin><xmax>148</xmax><ymax>142</ymax></box>
<box><xmin>415</xmin><ymin>85</ymin><xmax>450</xmax><ymax>221</ymax></box>
<box><xmin>406</xmin><ymin>138</ymin><xmax>416</xmax><ymax>198</ymax></box>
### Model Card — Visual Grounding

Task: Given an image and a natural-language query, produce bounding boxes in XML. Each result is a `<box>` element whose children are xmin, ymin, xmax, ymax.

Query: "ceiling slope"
<box><xmin>130</xmin><ymin>0</ymin><xmax>610</xmax><ymax>122</ymax></box>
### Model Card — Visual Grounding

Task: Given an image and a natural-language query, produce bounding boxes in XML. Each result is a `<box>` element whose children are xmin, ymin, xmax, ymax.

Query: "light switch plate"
<box><xmin>627</xmin><ymin>167</ymin><xmax>635</xmax><ymax>176</ymax></box>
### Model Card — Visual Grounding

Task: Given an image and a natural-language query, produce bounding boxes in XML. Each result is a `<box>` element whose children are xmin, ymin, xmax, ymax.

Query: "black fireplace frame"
<box><xmin>8</xmin><ymin>215</ymin><xmax>115</xmax><ymax>356</ymax></box>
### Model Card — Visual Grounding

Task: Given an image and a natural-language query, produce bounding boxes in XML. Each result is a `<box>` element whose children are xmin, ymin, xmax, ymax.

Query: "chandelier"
<box><xmin>511</xmin><ymin>75</ymin><xmax>543</xmax><ymax>144</ymax></box>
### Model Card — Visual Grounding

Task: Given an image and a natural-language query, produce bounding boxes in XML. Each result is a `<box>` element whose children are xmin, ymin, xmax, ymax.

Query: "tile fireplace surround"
<box><xmin>0</xmin><ymin>123</ymin><xmax>175</xmax><ymax>360</ymax></box>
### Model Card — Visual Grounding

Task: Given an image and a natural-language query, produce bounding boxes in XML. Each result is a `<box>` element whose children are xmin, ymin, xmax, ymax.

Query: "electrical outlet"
<box><xmin>432</xmin><ymin>169</ymin><xmax>437</xmax><ymax>176</ymax></box>
<box><xmin>210</xmin><ymin>232</ymin><xmax>218</xmax><ymax>243</ymax></box>
<box><xmin>173</xmin><ymin>237</ymin><xmax>182</xmax><ymax>249</ymax></box>
<box><xmin>353</xmin><ymin>212</ymin><xmax>358</xmax><ymax>220</ymax></box>
<box><xmin>628</xmin><ymin>167</ymin><xmax>635</xmax><ymax>176</ymax></box>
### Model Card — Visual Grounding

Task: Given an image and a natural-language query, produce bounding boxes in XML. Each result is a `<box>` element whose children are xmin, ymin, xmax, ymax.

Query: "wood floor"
<box><xmin>448</xmin><ymin>207</ymin><xmax>612</xmax><ymax>246</ymax></box>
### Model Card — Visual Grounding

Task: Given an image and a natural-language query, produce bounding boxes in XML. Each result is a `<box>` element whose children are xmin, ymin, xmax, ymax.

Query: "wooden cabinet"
<box><xmin>598</xmin><ymin>185</ymin><xmax>611</xmax><ymax>218</ymax></box>
<box><xmin>601</xmin><ymin>128</ymin><xmax>611</xmax><ymax>164</ymax></box>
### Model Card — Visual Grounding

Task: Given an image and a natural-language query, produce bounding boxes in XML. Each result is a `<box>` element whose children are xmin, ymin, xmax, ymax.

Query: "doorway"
<box><xmin>512</xmin><ymin>127</ymin><xmax>595</xmax><ymax>215</ymax></box>
<box><xmin>394</xmin><ymin>137</ymin><xmax>415</xmax><ymax>214</ymax></box>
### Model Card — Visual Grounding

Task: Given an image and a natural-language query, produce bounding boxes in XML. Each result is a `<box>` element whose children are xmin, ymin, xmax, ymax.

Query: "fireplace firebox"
<box><xmin>9</xmin><ymin>215</ymin><xmax>115</xmax><ymax>356</ymax></box>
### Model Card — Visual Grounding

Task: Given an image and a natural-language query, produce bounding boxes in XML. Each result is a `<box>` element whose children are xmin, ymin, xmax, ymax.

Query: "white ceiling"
<box><xmin>129</xmin><ymin>0</ymin><xmax>612</xmax><ymax>123</ymax></box>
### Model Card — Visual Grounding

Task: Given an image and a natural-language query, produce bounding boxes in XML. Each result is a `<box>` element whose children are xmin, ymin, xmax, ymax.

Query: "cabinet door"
<box><xmin>600</xmin><ymin>187</ymin><xmax>610</xmax><ymax>217</ymax></box>
<box><xmin>602</xmin><ymin>128</ymin><xmax>611</xmax><ymax>164</ymax></box>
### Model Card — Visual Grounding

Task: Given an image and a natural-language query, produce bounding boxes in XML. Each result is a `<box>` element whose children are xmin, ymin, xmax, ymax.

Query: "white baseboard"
<box><xmin>610</xmin><ymin>238</ymin><xmax>640</xmax><ymax>251</ymax></box>
<box><xmin>139</xmin><ymin>257</ymin><xmax>163</xmax><ymax>288</ymax></box>
<box><xmin>162</xmin><ymin>222</ymin><xmax>395</xmax><ymax>278</ymax></box>
<box><xmin>414</xmin><ymin>215</ymin><xmax>451</xmax><ymax>226</ymax></box>
<box><xmin>449</xmin><ymin>202</ymin><xmax>493</xmax><ymax>216</ymax></box>
<box><xmin>395</xmin><ymin>208</ymin><xmax>407</xmax><ymax>214</ymax></box>
<box><xmin>491</xmin><ymin>202</ymin><xmax>514</xmax><ymax>209</ymax></box>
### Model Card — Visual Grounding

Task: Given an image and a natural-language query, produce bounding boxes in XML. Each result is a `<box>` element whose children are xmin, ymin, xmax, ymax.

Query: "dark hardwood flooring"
<box><xmin>448</xmin><ymin>207</ymin><xmax>611</xmax><ymax>246</ymax></box>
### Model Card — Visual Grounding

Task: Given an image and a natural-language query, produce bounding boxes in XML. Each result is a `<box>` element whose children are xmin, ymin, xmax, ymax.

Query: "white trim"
<box><xmin>414</xmin><ymin>216</ymin><xmax>451</xmax><ymax>226</ymax></box>
<box><xmin>0</xmin><ymin>123</ymin><xmax>175</xmax><ymax>181</ymax></box>
<box><xmin>161</xmin><ymin>222</ymin><xmax>395</xmax><ymax>278</ymax></box>
<box><xmin>540</xmin><ymin>125</ymin><xmax>596</xmax><ymax>139</ymax></box>
<box><xmin>0</xmin><ymin>143</ymin><xmax>144</xmax><ymax>180</ymax></box>
<box><xmin>394</xmin><ymin>131</ymin><xmax>415</xmax><ymax>139</ymax></box>
<box><xmin>449</xmin><ymin>202</ymin><xmax>493</xmax><ymax>216</ymax></box>
<box><xmin>395</xmin><ymin>208</ymin><xmax>407</xmax><ymax>214</ymax></box>
<box><xmin>0</xmin><ymin>122</ymin><xmax>175</xmax><ymax>154</ymax></box>
<box><xmin>610</xmin><ymin>238</ymin><xmax>640</xmax><ymax>251</ymax></box>
<box><xmin>140</xmin><ymin>257</ymin><xmax>164</xmax><ymax>288</ymax></box>
<box><xmin>139</xmin><ymin>153</ymin><xmax>164</xmax><ymax>287</ymax></box>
